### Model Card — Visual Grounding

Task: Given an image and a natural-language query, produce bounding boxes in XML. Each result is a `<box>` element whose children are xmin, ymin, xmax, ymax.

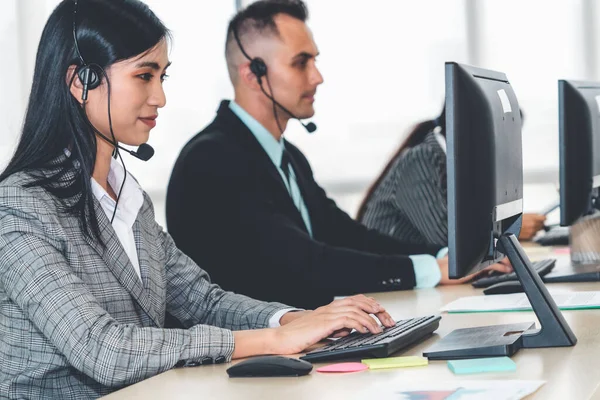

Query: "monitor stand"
<box><xmin>571</xmin><ymin>213</ymin><xmax>600</xmax><ymax>264</ymax></box>
<box><xmin>423</xmin><ymin>233</ymin><xmax>577</xmax><ymax>360</ymax></box>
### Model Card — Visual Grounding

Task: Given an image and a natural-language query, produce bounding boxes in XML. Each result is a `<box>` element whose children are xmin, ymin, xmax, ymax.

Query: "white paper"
<box><xmin>441</xmin><ymin>291</ymin><xmax>600</xmax><ymax>313</ymax></box>
<box><xmin>497</xmin><ymin>89</ymin><xmax>512</xmax><ymax>113</ymax></box>
<box><xmin>394</xmin><ymin>379</ymin><xmax>545</xmax><ymax>400</ymax></box>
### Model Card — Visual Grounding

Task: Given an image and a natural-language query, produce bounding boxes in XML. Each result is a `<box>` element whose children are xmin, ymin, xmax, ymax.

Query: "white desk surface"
<box><xmin>104</xmin><ymin>246</ymin><xmax>600</xmax><ymax>400</ymax></box>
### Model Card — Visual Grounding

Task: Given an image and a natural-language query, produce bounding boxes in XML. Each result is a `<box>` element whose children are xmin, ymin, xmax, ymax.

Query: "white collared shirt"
<box><xmin>89</xmin><ymin>156</ymin><xmax>293</xmax><ymax>325</ymax></box>
<box><xmin>433</xmin><ymin>127</ymin><xmax>447</xmax><ymax>154</ymax></box>
<box><xmin>90</xmin><ymin>158</ymin><xmax>144</xmax><ymax>282</ymax></box>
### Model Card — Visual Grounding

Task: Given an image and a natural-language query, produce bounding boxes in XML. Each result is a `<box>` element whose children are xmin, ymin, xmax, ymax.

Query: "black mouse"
<box><xmin>226</xmin><ymin>356</ymin><xmax>313</xmax><ymax>377</ymax></box>
<box><xmin>483</xmin><ymin>281</ymin><xmax>524</xmax><ymax>295</ymax></box>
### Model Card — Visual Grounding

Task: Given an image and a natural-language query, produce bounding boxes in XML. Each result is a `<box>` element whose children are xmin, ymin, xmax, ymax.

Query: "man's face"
<box><xmin>259</xmin><ymin>14</ymin><xmax>324</xmax><ymax>119</ymax></box>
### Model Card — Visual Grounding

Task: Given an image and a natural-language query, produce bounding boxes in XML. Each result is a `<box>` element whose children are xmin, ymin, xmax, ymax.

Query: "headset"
<box><xmin>72</xmin><ymin>0</ymin><xmax>154</xmax><ymax>223</ymax></box>
<box><xmin>232</xmin><ymin>23</ymin><xmax>316</xmax><ymax>134</ymax></box>
<box><xmin>72</xmin><ymin>0</ymin><xmax>154</xmax><ymax>162</ymax></box>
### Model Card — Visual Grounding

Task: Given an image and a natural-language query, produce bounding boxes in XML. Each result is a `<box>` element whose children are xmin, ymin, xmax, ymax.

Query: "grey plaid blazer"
<box><xmin>0</xmin><ymin>169</ymin><xmax>288</xmax><ymax>399</ymax></box>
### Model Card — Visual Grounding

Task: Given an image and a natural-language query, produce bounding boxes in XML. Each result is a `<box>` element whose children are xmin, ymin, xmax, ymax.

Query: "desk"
<box><xmin>105</xmin><ymin>247</ymin><xmax>600</xmax><ymax>400</ymax></box>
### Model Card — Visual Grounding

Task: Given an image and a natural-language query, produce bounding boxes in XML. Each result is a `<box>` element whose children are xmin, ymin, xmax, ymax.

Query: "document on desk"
<box><xmin>441</xmin><ymin>291</ymin><xmax>600</xmax><ymax>313</ymax></box>
<box><xmin>394</xmin><ymin>379</ymin><xmax>545</xmax><ymax>400</ymax></box>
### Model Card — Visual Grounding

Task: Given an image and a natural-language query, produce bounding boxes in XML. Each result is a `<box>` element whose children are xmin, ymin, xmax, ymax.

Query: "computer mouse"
<box><xmin>226</xmin><ymin>356</ymin><xmax>313</xmax><ymax>377</ymax></box>
<box><xmin>483</xmin><ymin>281</ymin><xmax>524</xmax><ymax>295</ymax></box>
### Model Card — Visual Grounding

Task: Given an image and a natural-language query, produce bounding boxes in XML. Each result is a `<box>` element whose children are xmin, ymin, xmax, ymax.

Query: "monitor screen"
<box><xmin>559</xmin><ymin>80</ymin><xmax>600</xmax><ymax>226</ymax></box>
<box><xmin>446</xmin><ymin>62</ymin><xmax>523</xmax><ymax>279</ymax></box>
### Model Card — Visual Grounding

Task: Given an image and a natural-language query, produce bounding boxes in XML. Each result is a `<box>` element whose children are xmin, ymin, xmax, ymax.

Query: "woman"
<box><xmin>0</xmin><ymin>1</ymin><xmax>394</xmax><ymax>398</ymax></box>
<box><xmin>357</xmin><ymin>106</ymin><xmax>546</xmax><ymax>247</ymax></box>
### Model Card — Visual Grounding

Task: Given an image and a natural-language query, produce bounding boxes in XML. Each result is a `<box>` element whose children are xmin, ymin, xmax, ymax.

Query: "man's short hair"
<box><xmin>225</xmin><ymin>0</ymin><xmax>309</xmax><ymax>83</ymax></box>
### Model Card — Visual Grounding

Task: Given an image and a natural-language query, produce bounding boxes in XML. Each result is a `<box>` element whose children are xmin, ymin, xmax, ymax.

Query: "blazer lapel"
<box><xmin>133</xmin><ymin>212</ymin><xmax>165</xmax><ymax>327</ymax></box>
<box><xmin>215</xmin><ymin>101</ymin><xmax>310</xmax><ymax>231</ymax></box>
<box><xmin>83</xmin><ymin>199</ymin><xmax>161</xmax><ymax>327</ymax></box>
<box><xmin>39</xmin><ymin>159</ymin><xmax>161</xmax><ymax>326</ymax></box>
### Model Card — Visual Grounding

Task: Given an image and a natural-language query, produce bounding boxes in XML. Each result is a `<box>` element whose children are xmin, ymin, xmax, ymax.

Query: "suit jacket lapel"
<box><xmin>39</xmin><ymin>158</ymin><xmax>161</xmax><ymax>326</ymax></box>
<box><xmin>215</xmin><ymin>101</ymin><xmax>309</xmax><ymax>231</ymax></box>
<box><xmin>133</xmin><ymin>211</ymin><xmax>165</xmax><ymax>327</ymax></box>
<box><xmin>83</xmin><ymin>199</ymin><xmax>161</xmax><ymax>327</ymax></box>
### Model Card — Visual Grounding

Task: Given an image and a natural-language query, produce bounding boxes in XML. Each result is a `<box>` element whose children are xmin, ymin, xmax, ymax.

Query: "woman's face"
<box><xmin>74</xmin><ymin>39</ymin><xmax>170</xmax><ymax>146</ymax></box>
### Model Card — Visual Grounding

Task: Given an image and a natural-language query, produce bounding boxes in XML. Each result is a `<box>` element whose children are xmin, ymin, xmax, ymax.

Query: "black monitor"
<box><xmin>559</xmin><ymin>80</ymin><xmax>600</xmax><ymax>226</ymax></box>
<box><xmin>445</xmin><ymin>63</ymin><xmax>523</xmax><ymax>278</ymax></box>
<box><xmin>424</xmin><ymin>63</ymin><xmax>576</xmax><ymax>360</ymax></box>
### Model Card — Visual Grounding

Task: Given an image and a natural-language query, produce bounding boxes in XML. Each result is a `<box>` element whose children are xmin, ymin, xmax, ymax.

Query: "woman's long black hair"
<box><xmin>356</xmin><ymin>105</ymin><xmax>445</xmax><ymax>221</ymax></box>
<box><xmin>0</xmin><ymin>0</ymin><xmax>169</xmax><ymax>244</ymax></box>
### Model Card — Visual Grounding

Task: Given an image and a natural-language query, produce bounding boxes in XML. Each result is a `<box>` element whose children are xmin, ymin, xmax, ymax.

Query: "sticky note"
<box><xmin>554</xmin><ymin>247</ymin><xmax>570</xmax><ymax>255</ymax></box>
<box><xmin>316</xmin><ymin>363</ymin><xmax>368</xmax><ymax>373</ymax></box>
<box><xmin>447</xmin><ymin>357</ymin><xmax>516</xmax><ymax>375</ymax></box>
<box><xmin>497</xmin><ymin>89</ymin><xmax>512</xmax><ymax>113</ymax></box>
<box><xmin>361</xmin><ymin>356</ymin><xmax>428</xmax><ymax>370</ymax></box>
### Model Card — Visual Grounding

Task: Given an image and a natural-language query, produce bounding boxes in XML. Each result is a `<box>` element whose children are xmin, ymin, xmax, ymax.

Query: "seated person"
<box><xmin>0</xmin><ymin>1</ymin><xmax>395</xmax><ymax>398</ymax></box>
<box><xmin>357</xmin><ymin>106</ymin><xmax>546</xmax><ymax>246</ymax></box>
<box><xmin>166</xmin><ymin>0</ymin><xmax>511</xmax><ymax>310</ymax></box>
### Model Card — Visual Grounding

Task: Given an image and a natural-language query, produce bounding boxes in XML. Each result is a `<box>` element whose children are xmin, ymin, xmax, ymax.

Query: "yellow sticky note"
<box><xmin>361</xmin><ymin>356</ymin><xmax>428</xmax><ymax>370</ymax></box>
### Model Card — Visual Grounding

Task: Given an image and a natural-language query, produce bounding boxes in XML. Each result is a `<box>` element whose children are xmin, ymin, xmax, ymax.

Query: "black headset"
<box><xmin>71</xmin><ymin>0</ymin><xmax>154</xmax><ymax>163</ymax></box>
<box><xmin>71</xmin><ymin>0</ymin><xmax>154</xmax><ymax>223</ymax></box>
<box><xmin>232</xmin><ymin>23</ymin><xmax>316</xmax><ymax>134</ymax></box>
<box><xmin>72</xmin><ymin>0</ymin><xmax>100</xmax><ymax>102</ymax></box>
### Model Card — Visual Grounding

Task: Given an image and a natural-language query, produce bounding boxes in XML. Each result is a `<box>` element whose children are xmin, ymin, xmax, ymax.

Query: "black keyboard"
<box><xmin>471</xmin><ymin>258</ymin><xmax>556</xmax><ymax>288</ymax></box>
<box><xmin>535</xmin><ymin>227</ymin><xmax>570</xmax><ymax>246</ymax></box>
<box><xmin>299</xmin><ymin>315</ymin><xmax>441</xmax><ymax>363</ymax></box>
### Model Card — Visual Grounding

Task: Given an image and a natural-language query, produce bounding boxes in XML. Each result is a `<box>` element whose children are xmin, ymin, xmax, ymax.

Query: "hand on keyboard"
<box><xmin>272</xmin><ymin>295</ymin><xmax>396</xmax><ymax>355</ymax></box>
<box><xmin>439</xmin><ymin>256</ymin><xmax>513</xmax><ymax>285</ymax></box>
<box><xmin>472</xmin><ymin>258</ymin><xmax>556</xmax><ymax>288</ymax></box>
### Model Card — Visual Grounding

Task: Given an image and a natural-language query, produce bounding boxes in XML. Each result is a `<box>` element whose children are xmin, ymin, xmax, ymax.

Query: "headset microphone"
<box><xmin>233</xmin><ymin>25</ymin><xmax>317</xmax><ymax>134</ymax></box>
<box><xmin>93</xmin><ymin>130</ymin><xmax>155</xmax><ymax>161</ymax></box>
<box><xmin>258</xmin><ymin>85</ymin><xmax>317</xmax><ymax>133</ymax></box>
<box><xmin>113</xmin><ymin>142</ymin><xmax>154</xmax><ymax>161</ymax></box>
<box><xmin>133</xmin><ymin>143</ymin><xmax>155</xmax><ymax>161</ymax></box>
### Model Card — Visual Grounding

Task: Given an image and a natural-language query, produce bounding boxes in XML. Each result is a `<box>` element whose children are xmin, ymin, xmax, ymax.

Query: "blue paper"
<box><xmin>447</xmin><ymin>357</ymin><xmax>516</xmax><ymax>375</ymax></box>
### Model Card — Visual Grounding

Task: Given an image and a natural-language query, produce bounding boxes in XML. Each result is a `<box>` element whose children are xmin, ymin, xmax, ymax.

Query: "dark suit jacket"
<box><xmin>167</xmin><ymin>101</ymin><xmax>441</xmax><ymax>309</ymax></box>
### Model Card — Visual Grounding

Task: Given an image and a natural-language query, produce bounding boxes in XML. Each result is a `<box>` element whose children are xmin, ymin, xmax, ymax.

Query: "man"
<box><xmin>166</xmin><ymin>0</ymin><xmax>509</xmax><ymax>309</ymax></box>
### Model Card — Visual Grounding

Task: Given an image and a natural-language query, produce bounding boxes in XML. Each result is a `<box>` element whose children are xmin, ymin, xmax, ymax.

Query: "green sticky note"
<box><xmin>447</xmin><ymin>357</ymin><xmax>516</xmax><ymax>375</ymax></box>
<box><xmin>361</xmin><ymin>356</ymin><xmax>428</xmax><ymax>370</ymax></box>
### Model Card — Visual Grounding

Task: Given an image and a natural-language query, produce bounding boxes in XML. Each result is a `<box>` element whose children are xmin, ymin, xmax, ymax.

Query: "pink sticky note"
<box><xmin>554</xmin><ymin>248</ymin><xmax>571</xmax><ymax>255</ymax></box>
<box><xmin>316</xmin><ymin>362</ymin><xmax>368</xmax><ymax>373</ymax></box>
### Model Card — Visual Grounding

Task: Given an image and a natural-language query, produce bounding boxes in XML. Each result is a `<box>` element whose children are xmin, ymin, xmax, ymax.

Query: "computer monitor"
<box><xmin>559</xmin><ymin>80</ymin><xmax>600</xmax><ymax>226</ymax></box>
<box><xmin>446</xmin><ymin>63</ymin><xmax>523</xmax><ymax>278</ymax></box>
<box><xmin>424</xmin><ymin>63</ymin><xmax>576</xmax><ymax>360</ymax></box>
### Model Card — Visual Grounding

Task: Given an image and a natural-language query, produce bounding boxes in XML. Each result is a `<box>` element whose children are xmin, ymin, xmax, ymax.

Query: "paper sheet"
<box><xmin>441</xmin><ymin>291</ymin><xmax>600</xmax><ymax>313</ymax></box>
<box><xmin>394</xmin><ymin>380</ymin><xmax>545</xmax><ymax>400</ymax></box>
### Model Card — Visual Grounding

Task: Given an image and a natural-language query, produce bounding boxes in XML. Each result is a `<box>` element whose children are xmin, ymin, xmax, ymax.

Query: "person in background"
<box><xmin>166</xmin><ymin>0</ymin><xmax>512</xmax><ymax>311</ymax></box>
<box><xmin>357</xmin><ymin>106</ymin><xmax>546</xmax><ymax>247</ymax></box>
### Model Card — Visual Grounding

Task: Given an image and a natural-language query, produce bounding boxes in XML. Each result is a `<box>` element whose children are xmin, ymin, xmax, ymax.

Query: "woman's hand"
<box><xmin>271</xmin><ymin>295</ymin><xmax>395</xmax><ymax>355</ymax></box>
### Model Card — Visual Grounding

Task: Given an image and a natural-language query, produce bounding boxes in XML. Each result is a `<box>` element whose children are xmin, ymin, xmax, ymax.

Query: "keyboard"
<box><xmin>535</xmin><ymin>226</ymin><xmax>570</xmax><ymax>246</ymax></box>
<box><xmin>471</xmin><ymin>258</ymin><xmax>556</xmax><ymax>288</ymax></box>
<box><xmin>299</xmin><ymin>315</ymin><xmax>441</xmax><ymax>363</ymax></box>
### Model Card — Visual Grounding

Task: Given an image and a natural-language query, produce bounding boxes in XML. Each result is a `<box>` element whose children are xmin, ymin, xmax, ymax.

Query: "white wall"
<box><xmin>477</xmin><ymin>0</ymin><xmax>589</xmax><ymax>174</ymax></box>
<box><xmin>1</xmin><ymin>0</ymin><xmax>597</xmax><ymax>227</ymax></box>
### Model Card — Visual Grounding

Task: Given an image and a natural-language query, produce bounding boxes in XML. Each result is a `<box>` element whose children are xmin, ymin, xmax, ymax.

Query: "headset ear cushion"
<box><xmin>78</xmin><ymin>65</ymin><xmax>101</xmax><ymax>90</ymax></box>
<box><xmin>250</xmin><ymin>58</ymin><xmax>268</xmax><ymax>79</ymax></box>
